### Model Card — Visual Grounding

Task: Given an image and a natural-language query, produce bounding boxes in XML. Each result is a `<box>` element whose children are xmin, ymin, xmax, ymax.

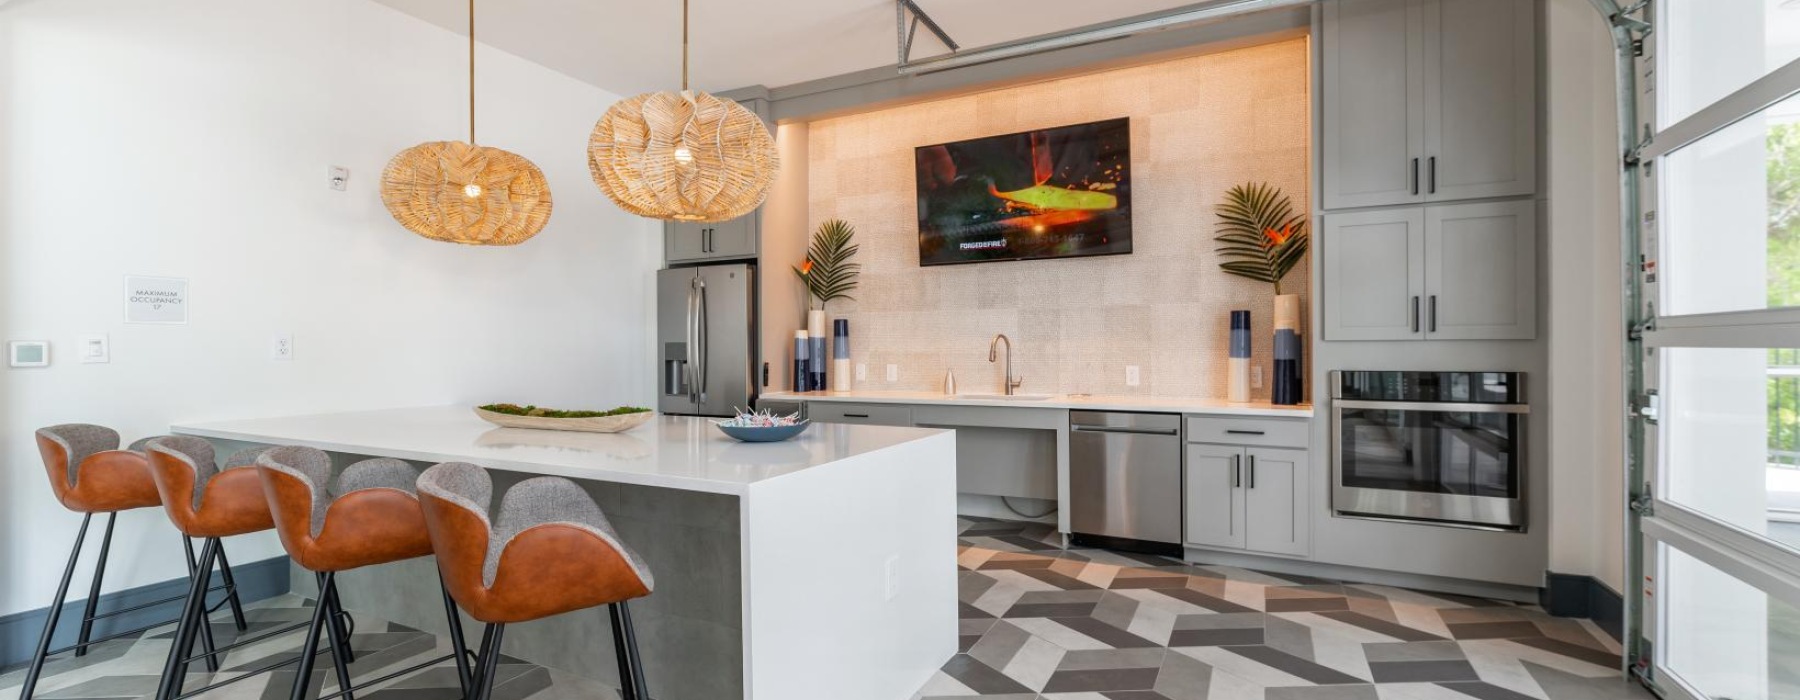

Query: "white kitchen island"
<box><xmin>172</xmin><ymin>406</ymin><xmax>958</xmax><ymax>700</ymax></box>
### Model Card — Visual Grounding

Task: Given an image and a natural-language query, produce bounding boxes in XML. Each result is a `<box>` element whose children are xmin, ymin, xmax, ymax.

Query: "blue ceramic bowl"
<box><xmin>716</xmin><ymin>421</ymin><xmax>811</xmax><ymax>443</ymax></box>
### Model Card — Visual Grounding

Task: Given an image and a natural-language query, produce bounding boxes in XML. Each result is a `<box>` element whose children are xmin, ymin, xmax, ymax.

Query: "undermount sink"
<box><xmin>954</xmin><ymin>393</ymin><xmax>1056</xmax><ymax>402</ymax></box>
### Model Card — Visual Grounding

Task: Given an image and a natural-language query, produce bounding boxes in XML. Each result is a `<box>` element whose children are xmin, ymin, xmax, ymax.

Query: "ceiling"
<box><xmin>370</xmin><ymin>0</ymin><xmax>1209</xmax><ymax>96</ymax></box>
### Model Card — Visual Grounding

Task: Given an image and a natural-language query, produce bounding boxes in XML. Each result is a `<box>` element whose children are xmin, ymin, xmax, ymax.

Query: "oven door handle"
<box><xmin>1334</xmin><ymin>399</ymin><xmax>1529</xmax><ymax>414</ymax></box>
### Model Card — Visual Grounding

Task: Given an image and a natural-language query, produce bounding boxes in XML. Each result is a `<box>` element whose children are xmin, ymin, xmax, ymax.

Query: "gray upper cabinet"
<box><xmin>1322</xmin><ymin>207</ymin><xmax>1425</xmax><ymax>341</ymax></box>
<box><xmin>1421</xmin><ymin>0</ymin><xmax>1536</xmax><ymax>202</ymax></box>
<box><xmin>1322</xmin><ymin>0</ymin><xmax>1423</xmax><ymax>209</ymax></box>
<box><xmin>666</xmin><ymin>213</ymin><xmax>758</xmax><ymax>264</ymax></box>
<box><xmin>1324</xmin><ymin>201</ymin><xmax>1535</xmax><ymax>341</ymax></box>
<box><xmin>1424</xmin><ymin>200</ymin><xmax>1537</xmax><ymax>340</ymax></box>
<box><xmin>1321</xmin><ymin>0</ymin><xmax>1537</xmax><ymax>210</ymax></box>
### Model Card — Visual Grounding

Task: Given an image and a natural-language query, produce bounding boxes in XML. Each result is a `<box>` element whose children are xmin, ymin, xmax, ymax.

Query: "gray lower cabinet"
<box><xmin>666</xmin><ymin>214</ymin><xmax>757</xmax><ymax>264</ymax></box>
<box><xmin>1183</xmin><ymin>444</ymin><xmax>1310</xmax><ymax>557</ymax></box>
<box><xmin>1320</xmin><ymin>0</ymin><xmax>1536</xmax><ymax>209</ymax></box>
<box><xmin>1184</xmin><ymin>444</ymin><xmax>1246</xmax><ymax>549</ymax></box>
<box><xmin>1242</xmin><ymin>447</ymin><xmax>1308</xmax><ymax>556</ymax></box>
<box><xmin>1323</xmin><ymin>200</ymin><xmax>1535</xmax><ymax>341</ymax></box>
<box><xmin>805</xmin><ymin>401</ymin><xmax>913</xmax><ymax>426</ymax></box>
<box><xmin>1183</xmin><ymin>416</ymin><xmax>1312</xmax><ymax>558</ymax></box>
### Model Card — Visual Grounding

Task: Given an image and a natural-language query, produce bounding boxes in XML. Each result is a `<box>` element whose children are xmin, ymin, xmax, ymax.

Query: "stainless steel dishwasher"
<box><xmin>1069</xmin><ymin>410</ymin><xmax>1183</xmax><ymax>555</ymax></box>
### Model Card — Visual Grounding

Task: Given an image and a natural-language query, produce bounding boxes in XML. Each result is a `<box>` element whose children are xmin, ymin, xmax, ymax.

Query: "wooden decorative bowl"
<box><xmin>472</xmin><ymin>407</ymin><xmax>656</xmax><ymax>433</ymax></box>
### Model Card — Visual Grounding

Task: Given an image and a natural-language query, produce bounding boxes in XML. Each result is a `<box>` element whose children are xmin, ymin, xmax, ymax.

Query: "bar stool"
<box><xmin>255</xmin><ymin>446</ymin><xmax>475</xmax><ymax>700</ymax></box>
<box><xmin>143</xmin><ymin>436</ymin><xmax>344</xmax><ymax>700</ymax></box>
<box><xmin>416</xmin><ymin>462</ymin><xmax>655</xmax><ymax>700</ymax></box>
<box><xmin>21</xmin><ymin>425</ymin><xmax>252</xmax><ymax>700</ymax></box>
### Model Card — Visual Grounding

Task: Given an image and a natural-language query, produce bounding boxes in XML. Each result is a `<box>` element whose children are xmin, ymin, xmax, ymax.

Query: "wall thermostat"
<box><xmin>9</xmin><ymin>340</ymin><xmax>50</xmax><ymax>368</ymax></box>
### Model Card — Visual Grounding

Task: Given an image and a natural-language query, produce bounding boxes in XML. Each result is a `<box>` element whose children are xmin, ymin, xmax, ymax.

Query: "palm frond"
<box><xmin>795</xmin><ymin>219</ymin><xmax>861</xmax><ymax>307</ymax></box>
<box><xmin>1213</xmin><ymin>182</ymin><xmax>1310</xmax><ymax>295</ymax></box>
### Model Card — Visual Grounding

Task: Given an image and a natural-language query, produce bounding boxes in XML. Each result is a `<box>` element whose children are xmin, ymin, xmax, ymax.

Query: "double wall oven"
<box><xmin>1331</xmin><ymin>371</ymin><xmax>1528</xmax><ymax>531</ymax></box>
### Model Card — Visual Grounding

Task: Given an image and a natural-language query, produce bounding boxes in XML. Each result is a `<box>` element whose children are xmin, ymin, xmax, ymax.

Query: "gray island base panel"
<box><xmin>172</xmin><ymin>406</ymin><xmax>959</xmax><ymax>700</ymax></box>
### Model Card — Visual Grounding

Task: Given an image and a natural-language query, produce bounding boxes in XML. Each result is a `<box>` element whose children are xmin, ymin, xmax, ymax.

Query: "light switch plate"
<box><xmin>78</xmin><ymin>334</ymin><xmax>109</xmax><ymax>364</ymax></box>
<box><xmin>9</xmin><ymin>340</ymin><xmax>49</xmax><ymax>368</ymax></box>
<box><xmin>328</xmin><ymin>166</ymin><xmax>349</xmax><ymax>191</ymax></box>
<box><xmin>855</xmin><ymin>363</ymin><xmax>867</xmax><ymax>381</ymax></box>
<box><xmin>1125</xmin><ymin>365</ymin><xmax>1141</xmax><ymax>387</ymax></box>
<box><xmin>271</xmin><ymin>332</ymin><xmax>294</xmax><ymax>361</ymax></box>
<box><xmin>1252</xmin><ymin>366</ymin><xmax>1264</xmax><ymax>388</ymax></box>
<box><xmin>885</xmin><ymin>364</ymin><xmax>899</xmax><ymax>382</ymax></box>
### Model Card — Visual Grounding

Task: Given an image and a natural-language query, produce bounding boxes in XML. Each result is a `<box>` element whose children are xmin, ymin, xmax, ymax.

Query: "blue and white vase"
<box><xmin>832</xmin><ymin>319</ymin><xmax>851</xmax><ymax>392</ymax></box>
<box><xmin>792</xmin><ymin>330</ymin><xmax>809</xmax><ymax>393</ymax></box>
<box><xmin>807</xmin><ymin>309</ymin><xmax>828</xmax><ymax>392</ymax></box>
<box><xmin>1228</xmin><ymin>310</ymin><xmax>1251</xmax><ymax>403</ymax></box>
<box><xmin>1272</xmin><ymin>295</ymin><xmax>1303</xmax><ymax>405</ymax></box>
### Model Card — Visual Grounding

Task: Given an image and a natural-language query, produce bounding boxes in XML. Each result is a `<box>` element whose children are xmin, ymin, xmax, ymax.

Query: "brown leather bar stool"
<box><xmin>21</xmin><ymin>425</ymin><xmax>253</xmax><ymax>700</ymax></box>
<box><xmin>256</xmin><ymin>446</ymin><xmax>475</xmax><ymax>700</ymax></box>
<box><xmin>417</xmin><ymin>462</ymin><xmax>655</xmax><ymax>700</ymax></box>
<box><xmin>144</xmin><ymin>436</ymin><xmax>345</xmax><ymax>700</ymax></box>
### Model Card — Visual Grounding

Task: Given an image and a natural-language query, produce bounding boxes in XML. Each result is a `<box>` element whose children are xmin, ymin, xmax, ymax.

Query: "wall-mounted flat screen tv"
<box><xmin>915</xmin><ymin>117</ymin><xmax>1131</xmax><ymax>266</ymax></box>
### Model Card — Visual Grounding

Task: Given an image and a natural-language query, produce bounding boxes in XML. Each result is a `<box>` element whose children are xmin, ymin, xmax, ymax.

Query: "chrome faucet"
<box><xmin>988</xmin><ymin>334</ymin><xmax>1024</xmax><ymax>395</ymax></box>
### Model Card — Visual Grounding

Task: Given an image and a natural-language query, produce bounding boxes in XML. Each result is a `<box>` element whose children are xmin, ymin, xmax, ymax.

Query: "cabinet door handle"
<box><xmin>1232</xmin><ymin>454</ymin><xmax>1242</xmax><ymax>488</ymax></box>
<box><xmin>1428</xmin><ymin>156</ymin><xmax>1437</xmax><ymax>194</ymax></box>
<box><xmin>1429</xmin><ymin>295</ymin><xmax>1438</xmax><ymax>333</ymax></box>
<box><xmin>843</xmin><ymin>413</ymin><xmax>870</xmax><ymax>419</ymax></box>
<box><xmin>1225</xmin><ymin>429</ymin><xmax>1265</xmax><ymax>436</ymax></box>
<box><xmin>1411</xmin><ymin>296</ymin><xmax>1421</xmax><ymax>333</ymax></box>
<box><xmin>1411</xmin><ymin>157</ymin><xmax>1420</xmax><ymax>195</ymax></box>
<box><xmin>1247</xmin><ymin>455</ymin><xmax>1256</xmax><ymax>489</ymax></box>
<box><xmin>705</xmin><ymin>228</ymin><xmax>714</xmax><ymax>253</ymax></box>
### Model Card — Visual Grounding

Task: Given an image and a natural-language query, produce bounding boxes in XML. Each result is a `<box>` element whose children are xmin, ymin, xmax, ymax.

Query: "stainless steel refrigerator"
<box><xmin>658</xmin><ymin>264</ymin><xmax>757</xmax><ymax>417</ymax></box>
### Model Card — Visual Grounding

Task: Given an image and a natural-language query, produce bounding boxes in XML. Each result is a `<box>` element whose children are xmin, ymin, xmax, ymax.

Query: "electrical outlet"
<box><xmin>1125</xmin><ymin>365</ymin><xmax>1141</xmax><ymax>387</ymax></box>
<box><xmin>886</xmin><ymin>364</ymin><xmax>898</xmax><ymax>382</ymax></box>
<box><xmin>855</xmin><ymin>363</ymin><xmax>867</xmax><ymax>381</ymax></box>
<box><xmin>884</xmin><ymin>555</ymin><xmax>900</xmax><ymax>601</ymax></box>
<box><xmin>271</xmin><ymin>332</ymin><xmax>294</xmax><ymax>361</ymax></box>
<box><xmin>78</xmin><ymin>334</ymin><xmax>109</xmax><ymax>364</ymax></box>
<box><xmin>1252</xmin><ymin>366</ymin><xmax>1264</xmax><ymax>388</ymax></box>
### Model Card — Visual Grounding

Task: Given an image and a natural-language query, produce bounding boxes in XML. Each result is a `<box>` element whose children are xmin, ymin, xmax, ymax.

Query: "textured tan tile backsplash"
<box><xmin>804</xmin><ymin>38</ymin><xmax>1310</xmax><ymax>400</ymax></box>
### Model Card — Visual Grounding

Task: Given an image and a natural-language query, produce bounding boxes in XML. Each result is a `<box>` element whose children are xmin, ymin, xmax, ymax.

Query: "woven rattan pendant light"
<box><xmin>587</xmin><ymin>0</ymin><xmax>778</xmax><ymax>223</ymax></box>
<box><xmin>381</xmin><ymin>0</ymin><xmax>552</xmax><ymax>246</ymax></box>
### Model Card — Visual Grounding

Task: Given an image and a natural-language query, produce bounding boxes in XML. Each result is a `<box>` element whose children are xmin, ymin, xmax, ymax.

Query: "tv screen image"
<box><xmin>915</xmin><ymin>117</ymin><xmax>1132</xmax><ymax>266</ymax></box>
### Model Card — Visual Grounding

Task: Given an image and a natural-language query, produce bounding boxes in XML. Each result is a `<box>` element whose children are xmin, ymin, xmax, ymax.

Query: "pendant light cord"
<box><xmin>681</xmin><ymin>0</ymin><xmax>689</xmax><ymax>91</ymax></box>
<box><xmin>468</xmin><ymin>0</ymin><xmax>477</xmax><ymax>144</ymax></box>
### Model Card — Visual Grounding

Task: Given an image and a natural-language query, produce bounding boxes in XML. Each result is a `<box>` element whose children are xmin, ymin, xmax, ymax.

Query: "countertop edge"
<box><xmin>761</xmin><ymin>392</ymin><xmax>1314</xmax><ymax>418</ymax></box>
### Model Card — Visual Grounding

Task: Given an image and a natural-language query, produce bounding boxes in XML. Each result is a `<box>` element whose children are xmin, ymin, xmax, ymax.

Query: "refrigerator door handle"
<box><xmin>696</xmin><ymin>279</ymin><xmax>710</xmax><ymax>404</ymax></box>
<box><xmin>685</xmin><ymin>279</ymin><xmax>699</xmax><ymax>403</ymax></box>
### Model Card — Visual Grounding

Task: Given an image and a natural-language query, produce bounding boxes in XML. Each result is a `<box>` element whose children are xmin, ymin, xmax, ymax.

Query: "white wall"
<box><xmin>0</xmin><ymin>0</ymin><xmax>660</xmax><ymax>616</ymax></box>
<box><xmin>1544</xmin><ymin>0</ymin><xmax>1627</xmax><ymax>594</ymax></box>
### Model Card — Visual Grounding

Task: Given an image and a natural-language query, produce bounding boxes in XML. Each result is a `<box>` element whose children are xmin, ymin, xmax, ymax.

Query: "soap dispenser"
<box><xmin>943</xmin><ymin>369</ymin><xmax>957</xmax><ymax>395</ymax></box>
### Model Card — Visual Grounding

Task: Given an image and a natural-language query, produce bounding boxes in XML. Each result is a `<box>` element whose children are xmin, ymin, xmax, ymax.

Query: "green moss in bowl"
<box><xmin>479</xmin><ymin>403</ymin><xmax>653</xmax><ymax>419</ymax></box>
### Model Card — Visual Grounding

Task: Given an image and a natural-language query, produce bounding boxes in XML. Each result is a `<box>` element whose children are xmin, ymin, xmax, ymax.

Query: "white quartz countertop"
<box><xmin>172</xmin><ymin>406</ymin><xmax>950</xmax><ymax>496</ymax></box>
<box><xmin>760</xmin><ymin>390</ymin><xmax>1313</xmax><ymax>418</ymax></box>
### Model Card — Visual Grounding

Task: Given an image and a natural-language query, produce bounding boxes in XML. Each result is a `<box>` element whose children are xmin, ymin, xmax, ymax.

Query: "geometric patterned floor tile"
<box><xmin>932</xmin><ymin>517</ymin><xmax>1654</xmax><ymax>700</ymax></box>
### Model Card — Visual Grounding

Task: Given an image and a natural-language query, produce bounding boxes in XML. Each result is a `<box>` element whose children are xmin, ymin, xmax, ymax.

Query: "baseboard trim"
<box><xmin>1541</xmin><ymin>572</ymin><xmax>1624</xmax><ymax>641</ymax></box>
<box><xmin>0</xmin><ymin>554</ymin><xmax>290</xmax><ymax>669</ymax></box>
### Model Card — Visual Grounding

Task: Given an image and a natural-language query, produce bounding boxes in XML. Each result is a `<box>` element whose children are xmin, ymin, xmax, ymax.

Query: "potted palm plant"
<box><xmin>793</xmin><ymin>219</ymin><xmax>860</xmax><ymax>392</ymax></box>
<box><xmin>1215</xmin><ymin>182</ymin><xmax>1309</xmax><ymax>405</ymax></box>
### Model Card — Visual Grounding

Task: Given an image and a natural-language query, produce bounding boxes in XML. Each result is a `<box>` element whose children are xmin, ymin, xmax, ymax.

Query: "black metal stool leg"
<box><xmin>157</xmin><ymin>538</ymin><xmax>219</xmax><ymax>700</ymax></box>
<box><xmin>74</xmin><ymin>513</ymin><xmax>116</xmax><ymax>658</ymax></box>
<box><xmin>318</xmin><ymin>573</ymin><xmax>356</xmax><ymax>700</ymax></box>
<box><xmin>320</xmin><ymin>572</ymin><xmax>356</xmax><ymax>664</ymax></box>
<box><xmin>213</xmin><ymin>542</ymin><xmax>250</xmax><ymax>632</ymax></box>
<box><xmin>183</xmin><ymin>537</ymin><xmax>221</xmax><ymax>673</ymax></box>
<box><xmin>472</xmin><ymin>624</ymin><xmax>505</xmax><ymax>700</ymax></box>
<box><xmin>287</xmin><ymin>579</ymin><xmax>334</xmax><ymax>700</ymax></box>
<box><xmin>18</xmin><ymin>513</ymin><xmax>91</xmax><ymax>700</ymax></box>
<box><xmin>609</xmin><ymin>602</ymin><xmax>648</xmax><ymax>700</ymax></box>
<box><xmin>439</xmin><ymin>577</ymin><xmax>473</xmax><ymax>697</ymax></box>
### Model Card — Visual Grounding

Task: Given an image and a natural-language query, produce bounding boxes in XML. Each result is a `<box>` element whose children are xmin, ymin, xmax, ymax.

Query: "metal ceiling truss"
<box><xmin>894</xmin><ymin>0</ymin><xmax>1316</xmax><ymax>76</ymax></box>
<box><xmin>896</xmin><ymin>0</ymin><xmax>959</xmax><ymax>66</ymax></box>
